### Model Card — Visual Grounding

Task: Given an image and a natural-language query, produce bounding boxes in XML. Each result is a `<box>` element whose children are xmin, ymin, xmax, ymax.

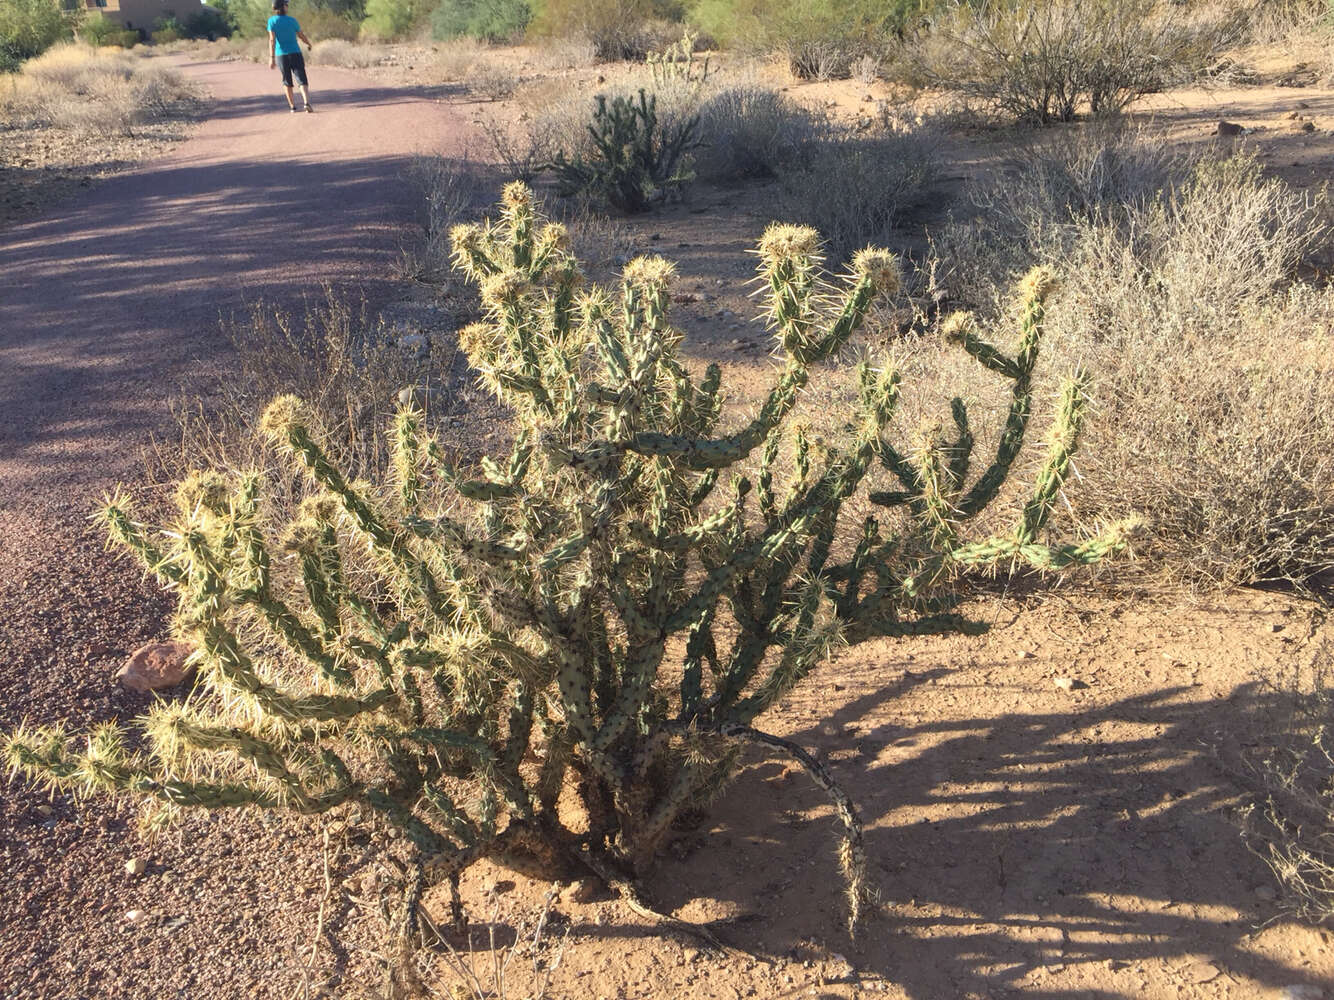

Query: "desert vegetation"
<box><xmin>5</xmin><ymin>0</ymin><xmax>1334</xmax><ymax>996</ymax></box>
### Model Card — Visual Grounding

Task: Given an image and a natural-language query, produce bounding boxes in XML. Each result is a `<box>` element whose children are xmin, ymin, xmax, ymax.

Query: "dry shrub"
<box><xmin>156</xmin><ymin>291</ymin><xmax>465</xmax><ymax>495</ymax></box>
<box><xmin>914</xmin><ymin>0</ymin><xmax>1239</xmax><ymax>124</ymax></box>
<box><xmin>931</xmin><ymin>133</ymin><xmax>1334</xmax><ymax>585</ymax></box>
<box><xmin>778</xmin><ymin>115</ymin><xmax>938</xmax><ymax>264</ymax></box>
<box><xmin>467</xmin><ymin>54</ymin><xmax>518</xmax><ymax>100</ymax></box>
<box><xmin>1246</xmin><ymin>637</ymin><xmax>1334</xmax><ymax>924</ymax></box>
<box><xmin>481</xmin><ymin>75</ymin><xmax>601</xmax><ymax>179</ymax></box>
<box><xmin>434</xmin><ymin>35</ymin><xmax>484</xmax><ymax>79</ymax></box>
<box><xmin>309</xmin><ymin>39</ymin><xmax>388</xmax><ymax>68</ymax></box>
<box><xmin>693</xmin><ymin>83</ymin><xmax>828</xmax><ymax>180</ymax></box>
<box><xmin>397</xmin><ymin>153</ymin><xmax>485</xmax><ymax>283</ymax></box>
<box><xmin>0</xmin><ymin>43</ymin><xmax>199</xmax><ymax>135</ymax></box>
<box><xmin>531</xmin><ymin>0</ymin><xmax>677</xmax><ymax>61</ymax></box>
<box><xmin>528</xmin><ymin>33</ymin><xmax>600</xmax><ymax>71</ymax></box>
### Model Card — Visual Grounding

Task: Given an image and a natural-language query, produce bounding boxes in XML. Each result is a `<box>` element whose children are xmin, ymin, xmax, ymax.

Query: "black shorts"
<box><xmin>278</xmin><ymin>51</ymin><xmax>307</xmax><ymax>88</ymax></box>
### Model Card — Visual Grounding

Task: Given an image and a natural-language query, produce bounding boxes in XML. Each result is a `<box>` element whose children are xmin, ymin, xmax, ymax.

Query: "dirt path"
<box><xmin>0</xmin><ymin>58</ymin><xmax>474</xmax><ymax>999</ymax></box>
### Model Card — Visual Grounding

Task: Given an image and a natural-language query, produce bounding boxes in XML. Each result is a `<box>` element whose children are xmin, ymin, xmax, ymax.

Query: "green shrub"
<box><xmin>691</xmin><ymin>0</ymin><xmax>923</xmax><ymax>79</ymax></box>
<box><xmin>532</xmin><ymin>0</ymin><xmax>680</xmax><ymax>60</ymax></box>
<box><xmin>360</xmin><ymin>0</ymin><xmax>430</xmax><ymax>38</ymax></box>
<box><xmin>184</xmin><ymin>3</ymin><xmax>234</xmax><ymax>39</ymax></box>
<box><xmin>431</xmin><ymin>0</ymin><xmax>531</xmax><ymax>40</ymax></box>
<box><xmin>291</xmin><ymin>2</ymin><xmax>361</xmax><ymax>40</ymax></box>
<box><xmin>152</xmin><ymin>16</ymin><xmax>183</xmax><ymax>43</ymax></box>
<box><xmin>0</xmin><ymin>0</ymin><xmax>73</xmax><ymax>68</ymax></box>
<box><xmin>3</xmin><ymin>184</ymin><xmax>1128</xmax><ymax>943</ymax></box>
<box><xmin>914</xmin><ymin>0</ymin><xmax>1236</xmax><ymax>124</ymax></box>
<box><xmin>550</xmin><ymin>88</ymin><xmax>700</xmax><ymax>212</ymax></box>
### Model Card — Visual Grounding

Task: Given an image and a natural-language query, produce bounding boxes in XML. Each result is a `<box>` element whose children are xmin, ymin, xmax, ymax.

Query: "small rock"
<box><xmin>1186</xmin><ymin>962</ymin><xmax>1221</xmax><ymax>984</ymax></box>
<box><xmin>125</xmin><ymin>858</ymin><xmax>147</xmax><ymax>876</ymax></box>
<box><xmin>124</xmin><ymin>909</ymin><xmax>146</xmax><ymax>923</ymax></box>
<box><xmin>1299</xmin><ymin>121</ymin><xmax>1316</xmax><ymax>133</ymax></box>
<box><xmin>1015</xmin><ymin>649</ymin><xmax>1035</xmax><ymax>659</ymax></box>
<box><xmin>116</xmin><ymin>641</ymin><xmax>195</xmax><ymax>692</ymax></box>
<box><xmin>1255</xmin><ymin>884</ymin><xmax>1277</xmax><ymax>901</ymax></box>
<box><xmin>1280</xmin><ymin>987</ymin><xmax>1325</xmax><ymax>1000</ymax></box>
<box><xmin>1053</xmin><ymin>676</ymin><xmax>1077</xmax><ymax>692</ymax></box>
<box><xmin>1216</xmin><ymin>120</ymin><xmax>1244</xmax><ymax>137</ymax></box>
<box><xmin>684</xmin><ymin>947</ymin><xmax>700</xmax><ymax>963</ymax></box>
<box><xmin>1286</xmin><ymin>111</ymin><xmax>1301</xmax><ymax>120</ymax></box>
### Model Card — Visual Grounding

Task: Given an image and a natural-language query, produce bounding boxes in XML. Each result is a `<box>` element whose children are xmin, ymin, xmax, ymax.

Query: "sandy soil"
<box><xmin>3</xmin><ymin>34</ymin><xmax>1334</xmax><ymax>1000</ymax></box>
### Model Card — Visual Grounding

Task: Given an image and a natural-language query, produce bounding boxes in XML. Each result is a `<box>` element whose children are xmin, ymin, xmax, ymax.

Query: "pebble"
<box><xmin>1053</xmin><ymin>676</ymin><xmax>1076</xmax><ymax>692</ymax></box>
<box><xmin>124</xmin><ymin>909</ymin><xmax>146</xmax><ymax>923</ymax></box>
<box><xmin>1255</xmin><ymin>884</ymin><xmax>1277</xmax><ymax>901</ymax></box>
<box><xmin>125</xmin><ymin>858</ymin><xmax>147</xmax><ymax>877</ymax></box>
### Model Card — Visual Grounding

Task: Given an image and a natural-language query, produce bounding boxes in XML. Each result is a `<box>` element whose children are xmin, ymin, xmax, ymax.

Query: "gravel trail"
<box><xmin>0</xmin><ymin>58</ymin><xmax>470</xmax><ymax>999</ymax></box>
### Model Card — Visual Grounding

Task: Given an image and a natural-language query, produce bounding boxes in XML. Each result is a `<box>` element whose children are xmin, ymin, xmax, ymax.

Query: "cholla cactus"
<box><xmin>5</xmin><ymin>183</ymin><xmax>1134</xmax><ymax>937</ymax></box>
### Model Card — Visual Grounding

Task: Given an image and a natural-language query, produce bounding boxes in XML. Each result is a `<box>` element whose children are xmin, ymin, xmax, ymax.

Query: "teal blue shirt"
<box><xmin>267</xmin><ymin>14</ymin><xmax>302</xmax><ymax>56</ymax></box>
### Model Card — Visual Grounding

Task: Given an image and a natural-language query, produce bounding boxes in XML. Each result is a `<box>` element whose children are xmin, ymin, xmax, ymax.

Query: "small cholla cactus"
<box><xmin>5</xmin><ymin>183</ymin><xmax>1135</xmax><ymax>937</ymax></box>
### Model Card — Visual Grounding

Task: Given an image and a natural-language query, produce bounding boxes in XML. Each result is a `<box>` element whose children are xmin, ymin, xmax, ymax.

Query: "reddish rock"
<box><xmin>115</xmin><ymin>641</ymin><xmax>195</xmax><ymax>692</ymax></box>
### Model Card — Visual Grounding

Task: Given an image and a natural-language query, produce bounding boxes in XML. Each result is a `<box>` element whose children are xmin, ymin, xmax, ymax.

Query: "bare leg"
<box><xmin>283</xmin><ymin>83</ymin><xmax>296</xmax><ymax>110</ymax></box>
<box><xmin>298</xmin><ymin>84</ymin><xmax>311</xmax><ymax>110</ymax></box>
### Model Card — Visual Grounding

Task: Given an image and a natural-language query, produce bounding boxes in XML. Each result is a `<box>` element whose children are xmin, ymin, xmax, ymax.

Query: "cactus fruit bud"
<box><xmin>1019</xmin><ymin>266</ymin><xmax>1059</xmax><ymax>304</ymax></box>
<box><xmin>480</xmin><ymin>269</ymin><xmax>530</xmax><ymax>308</ymax></box>
<box><xmin>258</xmin><ymin>395</ymin><xmax>304</xmax><ymax>443</ymax></box>
<box><xmin>622</xmin><ymin>255</ymin><xmax>676</xmax><ymax>290</ymax></box>
<box><xmin>851</xmin><ymin>248</ymin><xmax>901</xmax><ymax>296</ymax></box>
<box><xmin>940</xmin><ymin>312</ymin><xmax>974</xmax><ymax>343</ymax></box>
<box><xmin>757</xmin><ymin>223</ymin><xmax>820</xmax><ymax>265</ymax></box>
<box><xmin>501</xmin><ymin>181</ymin><xmax>532</xmax><ymax>208</ymax></box>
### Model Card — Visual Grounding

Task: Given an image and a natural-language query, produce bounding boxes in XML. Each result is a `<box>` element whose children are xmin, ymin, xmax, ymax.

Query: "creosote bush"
<box><xmin>4</xmin><ymin>184</ymin><xmax>1131</xmax><ymax>938</ymax></box>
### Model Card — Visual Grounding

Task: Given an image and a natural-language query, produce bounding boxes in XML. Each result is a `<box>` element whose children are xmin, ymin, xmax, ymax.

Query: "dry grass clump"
<box><xmin>930</xmin><ymin>131</ymin><xmax>1334</xmax><ymax>586</ymax></box>
<box><xmin>526</xmin><ymin>34</ymin><xmax>599</xmax><ymax>71</ymax></box>
<box><xmin>309</xmin><ymin>39</ymin><xmax>388</xmax><ymax>68</ymax></box>
<box><xmin>0</xmin><ymin>43</ymin><xmax>199</xmax><ymax>135</ymax></box>
<box><xmin>155</xmin><ymin>291</ymin><xmax>465</xmax><ymax>501</ymax></box>
<box><xmin>397</xmin><ymin>153</ymin><xmax>484</xmax><ymax>282</ymax></box>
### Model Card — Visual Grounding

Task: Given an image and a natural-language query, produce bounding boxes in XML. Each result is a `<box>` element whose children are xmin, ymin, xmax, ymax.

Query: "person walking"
<box><xmin>268</xmin><ymin>0</ymin><xmax>314</xmax><ymax>113</ymax></box>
